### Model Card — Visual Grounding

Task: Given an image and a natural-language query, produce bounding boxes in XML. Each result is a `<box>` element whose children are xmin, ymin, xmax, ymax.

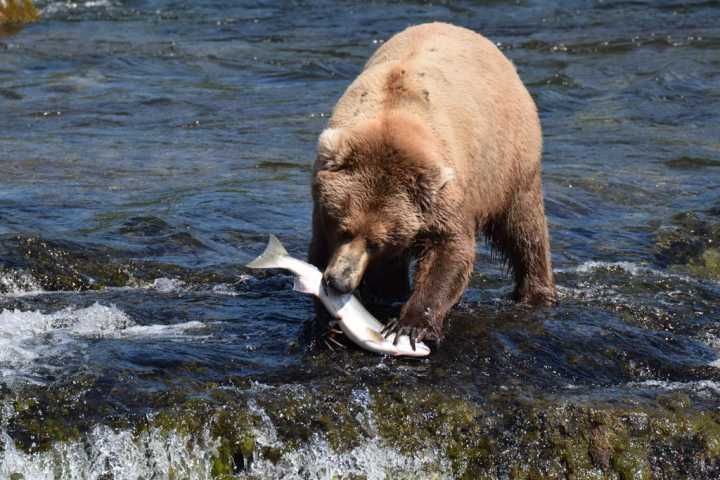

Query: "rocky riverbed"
<box><xmin>2</xmin><ymin>0</ymin><xmax>720</xmax><ymax>478</ymax></box>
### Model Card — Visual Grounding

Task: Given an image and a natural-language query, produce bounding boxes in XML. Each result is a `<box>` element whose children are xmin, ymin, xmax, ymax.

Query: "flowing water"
<box><xmin>1</xmin><ymin>1</ymin><xmax>719</xmax><ymax>478</ymax></box>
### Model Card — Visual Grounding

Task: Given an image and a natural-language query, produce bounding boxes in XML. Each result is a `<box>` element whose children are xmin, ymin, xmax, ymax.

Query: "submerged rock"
<box><xmin>664</xmin><ymin>156</ymin><xmax>720</xmax><ymax>170</ymax></box>
<box><xmin>0</xmin><ymin>234</ymin><xmax>240</xmax><ymax>293</ymax></box>
<box><xmin>18</xmin><ymin>236</ymin><xmax>130</xmax><ymax>291</ymax></box>
<box><xmin>655</xmin><ymin>211</ymin><xmax>720</xmax><ymax>281</ymax></box>
<box><xmin>689</xmin><ymin>248</ymin><xmax>720</xmax><ymax>281</ymax></box>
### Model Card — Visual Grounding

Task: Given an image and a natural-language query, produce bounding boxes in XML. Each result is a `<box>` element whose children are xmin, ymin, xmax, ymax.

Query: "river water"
<box><xmin>1</xmin><ymin>1</ymin><xmax>719</xmax><ymax>479</ymax></box>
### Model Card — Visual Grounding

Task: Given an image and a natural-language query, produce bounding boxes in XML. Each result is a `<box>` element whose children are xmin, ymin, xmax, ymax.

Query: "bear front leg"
<box><xmin>382</xmin><ymin>233</ymin><xmax>475</xmax><ymax>348</ymax></box>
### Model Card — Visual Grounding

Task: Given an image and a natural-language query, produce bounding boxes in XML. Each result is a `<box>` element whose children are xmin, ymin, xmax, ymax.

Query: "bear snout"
<box><xmin>323</xmin><ymin>238</ymin><xmax>370</xmax><ymax>295</ymax></box>
<box><xmin>322</xmin><ymin>270</ymin><xmax>355</xmax><ymax>295</ymax></box>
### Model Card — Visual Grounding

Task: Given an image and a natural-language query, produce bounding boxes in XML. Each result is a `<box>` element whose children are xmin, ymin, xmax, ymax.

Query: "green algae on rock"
<box><xmin>4</xmin><ymin>376</ymin><xmax>720</xmax><ymax>479</ymax></box>
<box><xmin>371</xmin><ymin>387</ymin><xmax>720</xmax><ymax>479</ymax></box>
<box><xmin>0</xmin><ymin>234</ymin><xmax>237</xmax><ymax>293</ymax></box>
<box><xmin>689</xmin><ymin>248</ymin><xmax>720</xmax><ymax>281</ymax></box>
<box><xmin>655</xmin><ymin>211</ymin><xmax>720</xmax><ymax>281</ymax></box>
<box><xmin>19</xmin><ymin>236</ymin><xmax>130</xmax><ymax>291</ymax></box>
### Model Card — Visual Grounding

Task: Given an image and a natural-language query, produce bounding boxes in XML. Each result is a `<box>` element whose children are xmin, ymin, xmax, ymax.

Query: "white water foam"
<box><xmin>564</xmin><ymin>260</ymin><xmax>658</xmax><ymax>276</ymax></box>
<box><xmin>211</xmin><ymin>283</ymin><xmax>240</xmax><ymax>296</ymax></box>
<box><xmin>555</xmin><ymin>259</ymin><xmax>720</xmax><ymax>310</ymax></box>
<box><xmin>702</xmin><ymin>333</ymin><xmax>720</xmax><ymax>369</ymax></box>
<box><xmin>243</xmin><ymin>435</ymin><xmax>447</xmax><ymax>480</ymax></box>
<box><xmin>151</xmin><ymin>277</ymin><xmax>186</xmax><ymax>293</ymax></box>
<box><xmin>628</xmin><ymin>380</ymin><xmax>720</xmax><ymax>397</ymax></box>
<box><xmin>122</xmin><ymin>321</ymin><xmax>206</xmax><ymax>338</ymax></box>
<box><xmin>0</xmin><ymin>303</ymin><xmax>205</xmax><ymax>382</ymax></box>
<box><xmin>558</xmin><ymin>260</ymin><xmax>707</xmax><ymax>285</ymax></box>
<box><xmin>0</xmin><ymin>424</ymin><xmax>218</xmax><ymax>480</ymax></box>
<box><xmin>0</xmin><ymin>270</ymin><xmax>44</xmax><ymax>297</ymax></box>
<box><xmin>131</xmin><ymin>276</ymin><xmax>247</xmax><ymax>296</ymax></box>
<box><xmin>0</xmin><ymin>303</ymin><xmax>131</xmax><ymax>380</ymax></box>
<box><xmin>42</xmin><ymin>0</ymin><xmax>115</xmax><ymax>16</ymax></box>
<box><xmin>1</xmin><ymin>386</ymin><xmax>452</xmax><ymax>480</ymax></box>
<box><xmin>0</xmin><ymin>417</ymin><xmax>443</xmax><ymax>480</ymax></box>
<box><xmin>239</xmin><ymin>387</ymin><xmax>451</xmax><ymax>479</ymax></box>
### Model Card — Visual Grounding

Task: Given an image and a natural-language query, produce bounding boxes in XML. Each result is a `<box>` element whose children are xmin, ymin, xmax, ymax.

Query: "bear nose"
<box><xmin>323</xmin><ymin>272</ymin><xmax>353</xmax><ymax>295</ymax></box>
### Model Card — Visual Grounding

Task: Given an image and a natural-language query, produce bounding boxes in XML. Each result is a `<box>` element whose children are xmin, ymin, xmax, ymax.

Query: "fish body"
<box><xmin>246</xmin><ymin>235</ymin><xmax>430</xmax><ymax>357</ymax></box>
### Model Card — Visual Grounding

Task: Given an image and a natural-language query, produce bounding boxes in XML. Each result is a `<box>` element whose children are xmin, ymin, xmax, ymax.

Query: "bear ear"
<box><xmin>436</xmin><ymin>166</ymin><xmax>455</xmax><ymax>189</ymax></box>
<box><xmin>416</xmin><ymin>166</ymin><xmax>455</xmax><ymax>211</ymax></box>
<box><xmin>316</xmin><ymin>128</ymin><xmax>348</xmax><ymax>171</ymax></box>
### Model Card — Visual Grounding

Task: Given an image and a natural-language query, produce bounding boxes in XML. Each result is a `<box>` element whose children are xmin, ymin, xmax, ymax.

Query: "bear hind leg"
<box><xmin>485</xmin><ymin>179</ymin><xmax>556</xmax><ymax>306</ymax></box>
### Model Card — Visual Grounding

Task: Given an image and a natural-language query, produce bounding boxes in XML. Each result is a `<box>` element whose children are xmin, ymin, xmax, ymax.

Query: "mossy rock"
<box><xmin>4</xmin><ymin>376</ymin><xmax>100</xmax><ymax>452</ymax></box>
<box><xmin>6</xmin><ymin>376</ymin><xmax>720</xmax><ymax>478</ymax></box>
<box><xmin>20</xmin><ymin>236</ymin><xmax>130</xmax><ymax>291</ymax></box>
<box><xmin>210</xmin><ymin>408</ymin><xmax>258</xmax><ymax>474</ymax></box>
<box><xmin>655</xmin><ymin>211</ymin><xmax>720</xmax><ymax>280</ymax></box>
<box><xmin>259</xmin><ymin>384</ymin><xmax>366</xmax><ymax>451</ymax></box>
<box><xmin>367</xmin><ymin>386</ymin><xmax>720</xmax><ymax>479</ymax></box>
<box><xmin>689</xmin><ymin>248</ymin><xmax>720</xmax><ymax>280</ymax></box>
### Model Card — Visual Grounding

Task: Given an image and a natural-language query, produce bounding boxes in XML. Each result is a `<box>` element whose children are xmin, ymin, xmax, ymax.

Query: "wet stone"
<box><xmin>655</xmin><ymin>210</ymin><xmax>720</xmax><ymax>280</ymax></box>
<box><xmin>0</xmin><ymin>234</ymin><xmax>239</xmax><ymax>293</ymax></box>
<box><xmin>18</xmin><ymin>236</ymin><xmax>129</xmax><ymax>291</ymax></box>
<box><xmin>664</xmin><ymin>156</ymin><xmax>720</xmax><ymax>170</ymax></box>
<box><xmin>2</xmin><ymin>367</ymin><xmax>720</xmax><ymax>479</ymax></box>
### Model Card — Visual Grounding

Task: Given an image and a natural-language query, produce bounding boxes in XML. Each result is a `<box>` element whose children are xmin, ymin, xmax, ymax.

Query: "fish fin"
<box><xmin>367</xmin><ymin>328</ymin><xmax>385</xmax><ymax>343</ymax></box>
<box><xmin>246</xmin><ymin>235</ymin><xmax>289</xmax><ymax>269</ymax></box>
<box><xmin>293</xmin><ymin>276</ymin><xmax>320</xmax><ymax>296</ymax></box>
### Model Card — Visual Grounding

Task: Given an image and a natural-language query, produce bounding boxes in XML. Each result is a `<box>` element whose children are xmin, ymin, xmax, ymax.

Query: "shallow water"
<box><xmin>1</xmin><ymin>0</ymin><xmax>720</xmax><ymax>478</ymax></box>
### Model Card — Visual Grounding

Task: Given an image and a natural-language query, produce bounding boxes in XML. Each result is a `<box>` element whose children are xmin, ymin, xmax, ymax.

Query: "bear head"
<box><xmin>312</xmin><ymin>113</ymin><xmax>454</xmax><ymax>294</ymax></box>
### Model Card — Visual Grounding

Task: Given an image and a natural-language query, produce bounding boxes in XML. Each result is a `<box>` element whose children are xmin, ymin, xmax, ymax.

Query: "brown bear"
<box><xmin>309</xmin><ymin>22</ymin><xmax>556</xmax><ymax>345</ymax></box>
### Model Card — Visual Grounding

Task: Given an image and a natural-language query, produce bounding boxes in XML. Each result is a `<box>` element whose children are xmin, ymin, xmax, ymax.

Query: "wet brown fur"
<box><xmin>309</xmin><ymin>23</ymin><xmax>556</xmax><ymax>339</ymax></box>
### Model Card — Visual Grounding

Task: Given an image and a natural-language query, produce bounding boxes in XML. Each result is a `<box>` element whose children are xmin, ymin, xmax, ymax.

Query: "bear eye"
<box><xmin>336</xmin><ymin>229</ymin><xmax>353</xmax><ymax>242</ymax></box>
<box><xmin>322</xmin><ymin>162</ymin><xmax>344</xmax><ymax>172</ymax></box>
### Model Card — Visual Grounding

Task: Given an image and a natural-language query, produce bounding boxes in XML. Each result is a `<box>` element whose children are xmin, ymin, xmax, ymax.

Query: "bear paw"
<box><xmin>381</xmin><ymin>305</ymin><xmax>440</xmax><ymax>351</ymax></box>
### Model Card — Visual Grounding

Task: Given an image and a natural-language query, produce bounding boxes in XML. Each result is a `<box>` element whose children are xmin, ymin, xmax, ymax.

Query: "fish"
<box><xmin>246</xmin><ymin>235</ymin><xmax>431</xmax><ymax>357</ymax></box>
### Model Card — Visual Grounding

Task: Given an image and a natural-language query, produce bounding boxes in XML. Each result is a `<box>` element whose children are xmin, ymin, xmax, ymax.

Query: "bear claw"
<box><xmin>381</xmin><ymin>319</ymin><xmax>429</xmax><ymax>351</ymax></box>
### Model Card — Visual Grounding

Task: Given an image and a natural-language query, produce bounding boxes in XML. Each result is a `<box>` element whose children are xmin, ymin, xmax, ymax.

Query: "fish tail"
<box><xmin>245</xmin><ymin>234</ymin><xmax>289</xmax><ymax>269</ymax></box>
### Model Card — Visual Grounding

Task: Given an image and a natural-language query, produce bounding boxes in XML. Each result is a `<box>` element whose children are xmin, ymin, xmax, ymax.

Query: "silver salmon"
<box><xmin>246</xmin><ymin>235</ymin><xmax>430</xmax><ymax>357</ymax></box>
